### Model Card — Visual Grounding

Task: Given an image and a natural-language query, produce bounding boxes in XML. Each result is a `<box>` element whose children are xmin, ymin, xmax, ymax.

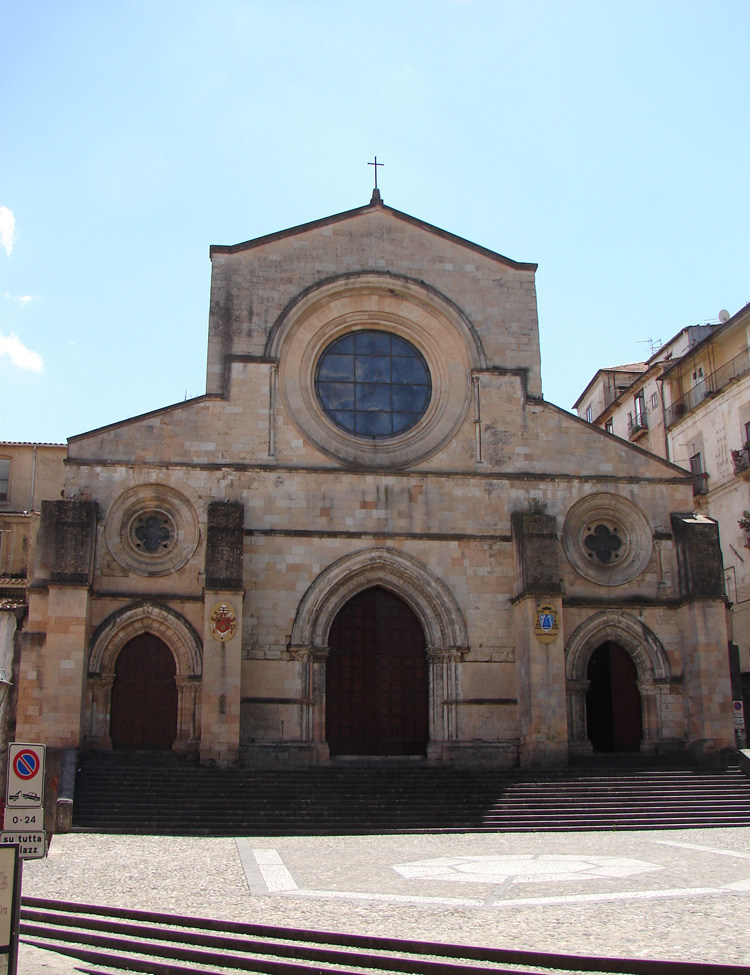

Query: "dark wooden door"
<box><xmin>585</xmin><ymin>641</ymin><xmax>643</xmax><ymax>753</ymax></box>
<box><xmin>110</xmin><ymin>634</ymin><xmax>178</xmax><ymax>750</ymax></box>
<box><xmin>326</xmin><ymin>587</ymin><xmax>429</xmax><ymax>756</ymax></box>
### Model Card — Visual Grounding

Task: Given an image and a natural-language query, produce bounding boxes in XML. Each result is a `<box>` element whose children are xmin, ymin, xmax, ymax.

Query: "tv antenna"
<box><xmin>637</xmin><ymin>337</ymin><xmax>662</xmax><ymax>357</ymax></box>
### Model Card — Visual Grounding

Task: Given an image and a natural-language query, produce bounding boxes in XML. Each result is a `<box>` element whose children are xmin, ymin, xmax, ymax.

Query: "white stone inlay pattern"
<box><xmin>252</xmin><ymin>848</ymin><xmax>299</xmax><ymax>892</ymax></box>
<box><xmin>392</xmin><ymin>854</ymin><xmax>662</xmax><ymax>885</ymax></box>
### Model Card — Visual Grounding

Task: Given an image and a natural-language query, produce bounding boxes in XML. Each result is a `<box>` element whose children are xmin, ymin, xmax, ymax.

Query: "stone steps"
<box><xmin>70</xmin><ymin>751</ymin><xmax>750</xmax><ymax>835</ymax></box>
<box><xmin>20</xmin><ymin>898</ymin><xmax>744</xmax><ymax>975</ymax></box>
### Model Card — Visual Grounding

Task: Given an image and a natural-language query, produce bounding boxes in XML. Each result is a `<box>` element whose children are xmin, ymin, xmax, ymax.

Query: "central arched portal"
<box><xmin>110</xmin><ymin>634</ymin><xmax>178</xmax><ymax>749</ymax></box>
<box><xmin>326</xmin><ymin>587</ymin><xmax>429</xmax><ymax>756</ymax></box>
<box><xmin>586</xmin><ymin>641</ymin><xmax>643</xmax><ymax>752</ymax></box>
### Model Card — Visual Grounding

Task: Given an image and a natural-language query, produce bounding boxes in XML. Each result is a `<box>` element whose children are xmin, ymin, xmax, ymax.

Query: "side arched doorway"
<box><xmin>585</xmin><ymin>641</ymin><xmax>643</xmax><ymax>752</ymax></box>
<box><xmin>326</xmin><ymin>587</ymin><xmax>429</xmax><ymax>756</ymax></box>
<box><xmin>110</xmin><ymin>634</ymin><xmax>178</xmax><ymax>749</ymax></box>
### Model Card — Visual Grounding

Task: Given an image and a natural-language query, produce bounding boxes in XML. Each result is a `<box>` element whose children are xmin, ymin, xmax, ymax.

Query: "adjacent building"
<box><xmin>575</xmin><ymin>308</ymin><xmax>750</xmax><ymax>742</ymax></box>
<box><xmin>0</xmin><ymin>442</ymin><xmax>67</xmax><ymax>768</ymax></box>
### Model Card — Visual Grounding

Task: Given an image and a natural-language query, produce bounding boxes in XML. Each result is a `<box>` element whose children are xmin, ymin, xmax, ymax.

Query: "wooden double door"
<box><xmin>110</xmin><ymin>634</ymin><xmax>178</xmax><ymax>750</ymax></box>
<box><xmin>326</xmin><ymin>587</ymin><xmax>429</xmax><ymax>756</ymax></box>
<box><xmin>585</xmin><ymin>641</ymin><xmax>643</xmax><ymax>752</ymax></box>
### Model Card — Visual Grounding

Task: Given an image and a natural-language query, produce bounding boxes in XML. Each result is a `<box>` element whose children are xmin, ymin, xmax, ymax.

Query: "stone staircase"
<box><xmin>20</xmin><ymin>897</ymin><xmax>742</xmax><ymax>975</ymax></box>
<box><xmin>70</xmin><ymin>751</ymin><xmax>750</xmax><ymax>835</ymax></box>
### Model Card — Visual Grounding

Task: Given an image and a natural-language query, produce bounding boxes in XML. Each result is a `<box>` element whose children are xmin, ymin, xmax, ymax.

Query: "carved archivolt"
<box><xmin>565</xmin><ymin>610</ymin><xmax>671</xmax><ymax>683</ymax></box>
<box><xmin>89</xmin><ymin>601</ymin><xmax>203</xmax><ymax>677</ymax></box>
<box><xmin>290</xmin><ymin>547</ymin><xmax>469</xmax><ymax>653</ymax></box>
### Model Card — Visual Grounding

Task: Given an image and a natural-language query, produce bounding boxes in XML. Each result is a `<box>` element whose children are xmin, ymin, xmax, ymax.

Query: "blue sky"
<box><xmin>2</xmin><ymin>0</ymin><xmax>748</xmax><ymax>443</ymax></box>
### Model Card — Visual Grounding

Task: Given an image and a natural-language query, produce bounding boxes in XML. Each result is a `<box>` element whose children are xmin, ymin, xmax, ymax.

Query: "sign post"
<box><xmin>3</xmin><ymin>744</ymin><xmax>46</xmax><ymax>859</ymax></box>
<box><xmin>0</xmin><ymin>843</ymin><xmax>21</xmax><ymax>975</ymax></box>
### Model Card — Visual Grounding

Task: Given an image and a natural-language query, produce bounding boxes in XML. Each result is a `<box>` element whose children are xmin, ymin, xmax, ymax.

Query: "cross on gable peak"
<box><xmin>368</xmin><ymin>156</ymin><xmax>384</xmax><ymax>205</ymax></box>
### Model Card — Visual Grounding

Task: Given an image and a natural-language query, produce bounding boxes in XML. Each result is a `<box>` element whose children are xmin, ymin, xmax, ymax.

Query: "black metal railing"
<box><xmin>693</xmin><ymin>473</ymin><xmax>709</xmax><ymax>496</ymax></box>
<box><xmin>732</xmin><ymin>446</ymin><xmax>750</xmax><ymax>475</ymax></box>
<box><xmin>627</xmin><ymin>410</ymin><xmax>648</xmax><ymax>439</ymax></box>
<box><xmin>665</xmin><ymin>346</ymin><xmax>750</xmax><ymax>427</ymax></box>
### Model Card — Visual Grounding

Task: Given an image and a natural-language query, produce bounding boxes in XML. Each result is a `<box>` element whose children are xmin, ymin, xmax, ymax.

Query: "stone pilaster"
<box><xmin>512</xmin><ymin>511</ymin><xmax>567</xmax><ymax>767</ymax></box>
<box><xmin>17</xmin><ymin>584</ymin><xmax>91</xmax><ymax>747</ymax></box>
<box><xmin>513</xmin><ymin>595</ymin><xmax>568</xmax><ymax>767</ymax></box>
<box><xmin>200</xmin><ymin>501</ymin><xmax>244</xmax><ymax>765</ymax></box>
<box><xmin>680</xmin><ymin>600</ymin><xmax>734</xmax><ymax>763</ymax></box>
<box><xmin>200</xmin><ymin>594</ymin><xmax>242</xmax><ymax>765</ymax></box>
<box><xmin>17</xmin><ymin>500</ymin><xmax>98</xmax><ymax>747</ymax></box>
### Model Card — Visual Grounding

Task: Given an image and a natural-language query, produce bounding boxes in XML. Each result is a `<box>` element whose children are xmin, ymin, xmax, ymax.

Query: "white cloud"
<box><xmin>3</xmin><ymin>293</ymin><xmax>37</xmax><ymax>305</ymax></box>
<box><xmin>0</xmin><ymin>333</ymin><xmax>43</xmax><ymax>372</ymax></box>
<box><xmin>0</xmin><ymin>208</ymin><xmax>16</xmax><ymax>256</ymax></box>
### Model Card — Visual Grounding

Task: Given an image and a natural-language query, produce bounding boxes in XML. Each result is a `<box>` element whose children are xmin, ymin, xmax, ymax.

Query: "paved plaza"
<box><xmin>19</xmin><ymin>825</ymin><xmax>750</xmax><ymax>972</ymax></box>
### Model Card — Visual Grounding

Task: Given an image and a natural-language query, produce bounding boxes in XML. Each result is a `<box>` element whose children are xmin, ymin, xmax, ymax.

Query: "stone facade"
<box><xmin>17</xmin><ymin>196</ymin><xmax>736</xmax><ymax>770</ymax></box>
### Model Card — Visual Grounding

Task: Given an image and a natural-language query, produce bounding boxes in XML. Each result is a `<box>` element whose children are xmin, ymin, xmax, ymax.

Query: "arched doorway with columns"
<box><xmin>288</xmin><ymin>548</ymin><xmax>469</xmax><ymax>762</ymax></box>
<box><xmin>565</xmin><ymin>610</ymin><xmax>675</xmax><ymax>757</ymax></box>
<box><xmin>85</xmin><ymin>602</ymin><xmax>203</xmax><ymax>755</ymax></box>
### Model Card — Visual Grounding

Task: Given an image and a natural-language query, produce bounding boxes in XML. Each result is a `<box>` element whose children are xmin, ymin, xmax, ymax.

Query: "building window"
<box><xmin>585</xmin><ymin>406</ymin><xmax>593</xmax><ymax>423</ymax></box>
<box><xmin>0</xmin><ymin>459</ymin><xmax>9</xmax><ymax>501</ymax></box>
<box><xmin>744</xmin><ymin>420</ymin><xmax>750</xmax><ymax>446</ymax></box>
<box><xmin>651</xmin><ymin>392</ymin><xmax>659</xmax><ymax>408</ymax></box>
<box><xmin>634</xmin><ymin>390</ymin><xmax>646</xmax><ymax>420</ymax></box>
<box><xmin>315</xmin><ymin>331</ymin><xmax>431</xmax><ymax>438</ymax></box>
<box><xmin>690</xmin><ymin>452</ymin><xmax>709</xmax><ymax>496</ymax></box>
<box><xmin>605</xmin><ymin>419</ymin><xmax>614</xmax><ymax>434</ymax></box>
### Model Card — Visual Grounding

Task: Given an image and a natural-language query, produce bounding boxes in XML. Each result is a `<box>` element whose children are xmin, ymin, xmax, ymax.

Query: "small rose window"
<box><xmin>130</xmin><ymin>512</ymin><xmax>174</xmax><ymax>554</ymax></box>
<box><xmin>584</xmin><ymin>523</ymin><xmax>623</xmax><ymax>564</ymax></box>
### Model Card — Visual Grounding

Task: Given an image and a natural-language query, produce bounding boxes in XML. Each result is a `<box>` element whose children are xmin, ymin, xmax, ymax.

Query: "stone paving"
<box><xmin>18</xmin><ymin>825</ymin><xmax>750</xmax><ymax>973</ymax></box>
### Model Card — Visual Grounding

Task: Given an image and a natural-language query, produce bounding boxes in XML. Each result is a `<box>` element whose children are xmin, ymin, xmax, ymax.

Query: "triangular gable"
<box><xmin>539</xmin><ymin>401</ymin><xmax>692</xmax><ymax>481</ymax></box>
<box><xmin>210</xmin><ymin>197</ymin><xmax>536</xmax><ymax>272</ymax></box>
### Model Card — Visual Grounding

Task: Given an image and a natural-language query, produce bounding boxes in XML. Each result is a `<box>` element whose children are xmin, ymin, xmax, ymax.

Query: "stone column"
<box><xmin>86</xmin><ymin>675</ymin><xmax>115</xmax><ymax>749</ymax></box>
<box><xmin>286</xmin><ymin>644</ymin><xmax>331</xmax><ymax>763</ymax></box>
<box><xmin>176</xmin><ymin>676</ymin><xmax>201</xmax><ymax>753</ymax></box>
<box><xmin>566</xmin><ymin>678</ymin><xmax>591</xmax><ymax>754</ymax></box>
<box><xmin>426</xmin><ymin>648</ymin><xmax>462</xmax><ymax>761</ymax></box>
<box><xmin>638</xmin><ymin>680</ymin><xmax>660</xmax><ymax>754</ymax></box>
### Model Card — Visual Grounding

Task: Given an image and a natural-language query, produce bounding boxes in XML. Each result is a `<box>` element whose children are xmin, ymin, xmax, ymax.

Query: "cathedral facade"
<box><xmin>18</xmin><ymin>194</ymin><xmax>735</xmax><ymax>768</ymax></box>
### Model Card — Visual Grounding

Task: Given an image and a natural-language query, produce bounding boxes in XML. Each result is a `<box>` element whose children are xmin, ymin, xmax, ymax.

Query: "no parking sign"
<box><xmin>5</xmin><ymin>744</ymin><xmax>45</xmax><ymax>809</ymax></box>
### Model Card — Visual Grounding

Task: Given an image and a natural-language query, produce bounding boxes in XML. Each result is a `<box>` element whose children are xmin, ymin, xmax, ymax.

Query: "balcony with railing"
<box><xmin>627</xmin><ymin>409</ymin><xmax>649</xmax><ymax>440</ymax></box>
<box><xmin>665</xmin><ymin>346</ymin><xmax>750</xmax><ymax>428</ymax></box>
<box><xmin>732</xmin><ymin>445</ymin><xmax>750</xmax><ymax>476</ymax></box>
<box><xmin>692</xmin><ymin>472</ymin><xmax>709</xmax><ymax>496</ymax></box>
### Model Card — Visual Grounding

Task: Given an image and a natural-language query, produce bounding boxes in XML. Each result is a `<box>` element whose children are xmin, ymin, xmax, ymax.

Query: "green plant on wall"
<box><xmin>739</xmin><ymin>510</ymin><xmax>750</xmax><ymax>534</ymax></box>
